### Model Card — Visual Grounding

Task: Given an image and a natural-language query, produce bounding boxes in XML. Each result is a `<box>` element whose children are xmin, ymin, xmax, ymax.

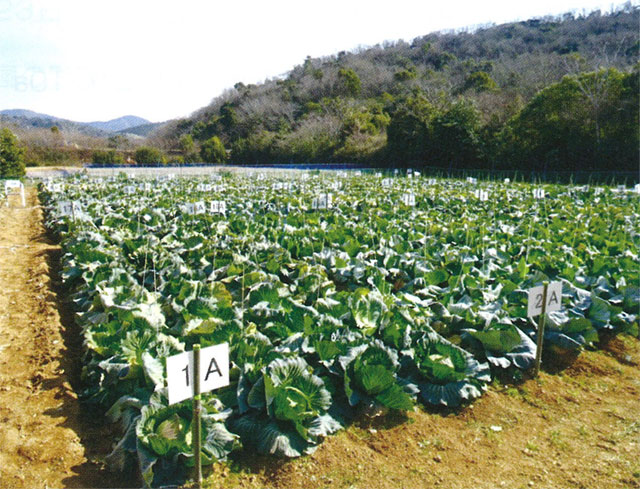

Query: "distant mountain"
<box><xmin>0</xmin><ymin>109</ymin><xmax>108</xmax><ymax>137</ymax></box>
<box><xmin>0</xmin><ymin>109</ymin><xmax>54</xmax><ymax>119</ymax></box>
<box><xmin>87</xmin><ymin>115</ymin><xmax>151</xmax><ymax>133</ymax></box>
<box><xmin>0</xmin><ymin>110</ymin><xmax>163</xmax><ymax>138</ymax></box>
<box><xmin>117</xmin><ymin>121</ymin><xmax>164</xmax><ymax>137</ymax></box>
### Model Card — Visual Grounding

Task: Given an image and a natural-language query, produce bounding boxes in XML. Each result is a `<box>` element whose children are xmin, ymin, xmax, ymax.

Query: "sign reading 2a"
<box><xmin>166</xmin><ymin>343</ymin><xmax>230</xmax><ymax>405</ymax></box>
<box><xmin>527</xmin><ymin>281</ymin><xmax>562</xmax><ymax>317</ymax></box>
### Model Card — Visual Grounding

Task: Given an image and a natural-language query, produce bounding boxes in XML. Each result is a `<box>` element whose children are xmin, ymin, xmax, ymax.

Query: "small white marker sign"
<box><xmin>312</xmin><ymin>193</ymin><xmax>332</xmax><ymax>210</ymax></box>
<box><xmin>184</xmin><ymin>201</ymin><xmax>206</xmax><ymax>215</ymax></box>
<box><xmin>401</xmin><ymin>192</ymin><xmax>416</xmax><ymax>206</ymax></box>
<box><xmin>4</xmin><ymin>179</ymin><xmax>21</xmax><ymax>190</ymax></box>
<box><xmin>197</xmin><ymin>183</ymin><xmax>212</xmax><ymax>192</ymax></box>
<box><xmin>166</xmin><ymin>343</ymin><xmax>229</xmax><ymax>405</ymax></box>
<box><xmin>273</xmin><ymin>182</ymin><xmax>293</xmax><ymax>191</ymax></box>
<box><xmin>527</xmin><ymin>281</ymin><xmax>562</xmax><ymax>317</ymax></box>
<box><xmin>533</xmin><ymin>188</ymin><xmax>545</xmax><ymax>199</ymax></box>
<box><xmin>210</xmin><ymin>200</ymin><xmax>227</xmax><ymax>214</ymax></box>
<box><xmin>58</xmin><ymin>201</ymin><xmax>78</xmax><ymax>217</ymax></box>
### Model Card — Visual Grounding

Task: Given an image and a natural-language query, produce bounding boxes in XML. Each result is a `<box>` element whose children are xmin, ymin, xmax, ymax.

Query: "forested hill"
<box><xmin>160</xmin><ymin>5</ymin><xmax>639</xmax><ymax>172</ymax></box>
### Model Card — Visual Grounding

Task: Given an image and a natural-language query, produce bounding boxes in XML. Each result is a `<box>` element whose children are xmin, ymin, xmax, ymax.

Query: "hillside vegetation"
<box><xmin>159</xmin><ymin>5</ymin><xmax>639</xmax><ymax>173</ymax></box>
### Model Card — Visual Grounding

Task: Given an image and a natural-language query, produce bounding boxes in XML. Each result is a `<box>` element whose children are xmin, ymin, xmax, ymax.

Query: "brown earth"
<box><xmin>0</xmin><ymin>187</ymin><xmax>131</xmax><ymax>488</ymax></box>
<box><xmin>0</xmin><ymin>187</ymin><xmax>638</xmax><ymax>489</ymax></box>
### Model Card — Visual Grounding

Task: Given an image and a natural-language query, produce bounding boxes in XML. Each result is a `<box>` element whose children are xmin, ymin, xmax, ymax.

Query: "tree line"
<box><xmin>154</xmin><ymin>6</ymin><xmax>638</xmax><ymax>173</ymax></box>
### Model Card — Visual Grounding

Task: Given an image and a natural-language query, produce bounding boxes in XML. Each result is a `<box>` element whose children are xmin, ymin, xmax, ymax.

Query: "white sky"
<box><xmin>0</xmin><ymin>0</ymin><xmax>631</xmax><ymax>122</ymax></box>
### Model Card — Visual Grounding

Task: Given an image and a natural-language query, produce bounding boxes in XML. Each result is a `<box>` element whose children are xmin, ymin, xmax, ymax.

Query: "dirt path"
<box><xmin>0</xmin><ymin>188</ymin><xmax>121</xmax><ymax>488</ymax></box>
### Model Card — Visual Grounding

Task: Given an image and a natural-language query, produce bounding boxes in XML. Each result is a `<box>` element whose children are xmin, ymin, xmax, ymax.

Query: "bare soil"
<box><xmin>0</xmin><ymin>188</ymin><xmax>130</xmax><ymax>488</ymax></box>
<box><xmin>0</xmin><ymin>187</ymin><xmax>638</xmax><ymax>489</ymax></box>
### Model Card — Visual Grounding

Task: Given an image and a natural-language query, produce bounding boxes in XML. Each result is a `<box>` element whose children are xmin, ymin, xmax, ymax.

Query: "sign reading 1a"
<box><xmin>166</xmin><ymin>343</ymin><xmax>230</xmax><ymax>405</ymax></box>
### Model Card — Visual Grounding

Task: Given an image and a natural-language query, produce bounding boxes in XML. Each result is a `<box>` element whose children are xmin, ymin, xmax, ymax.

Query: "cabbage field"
<box><xmin>39</xmin><ymin>172</ymin><xmax>639</xmax><ymax>486</ymax></box>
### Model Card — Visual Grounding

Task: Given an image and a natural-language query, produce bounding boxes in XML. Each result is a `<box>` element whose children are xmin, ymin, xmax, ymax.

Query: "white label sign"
<box><xmin>184</xmin><ymin>201</ymin><xmax>206</xmax><ymax>215</ymax></box>
<box><xmin>474</xmin><ymin>189</ymin><xmax>489</xmax><ymax>201</ymax></box>
<box><xmin>273</xmin><ymin>182</ymin><xmax>293</xmax><ymax>191</ymax></box>
<box><xmin>533</xmin><ymin>188</ymin><xmax>545</xmax><ymax>199</ymax></box>
<box><xmin>58</xmin><ymin>201</ymin><xmax>77</xmax><ymax>217</ymax></box>
<box><xmin>312</xmin><ymin>193</ymin><xmax>332</xmax><ymax>210</ymax></box>
<box><xmin>4</xmin><ymin>180</ymin><xmax>21</xmax><ymax>190</ymax></box>
<box><xmin>166</xmin><ymin>343</ymin><xmax>230</xmax><ymax>405</ymax></box>
<box><xmin>210</xmin><ymin>200</ymin><xmax>227</xmax><ymax>214</ymax></box>
<box><xmin>401</xmin><ymin>192</ymin><xmax>416</xmax><ymax>206</ymax></box>
<box><xmin>527</xmin><ymin>281</ymin><xmax>562</xmax><ymax>317</ymax></box>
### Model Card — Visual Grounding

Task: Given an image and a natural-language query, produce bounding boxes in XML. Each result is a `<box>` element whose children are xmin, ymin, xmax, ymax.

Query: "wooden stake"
<box><xmin>192</xmin><ymin>344</ymin><xmax>202</xmax><ymax>488</ymax></box>
<box><xmin>533</xmin><ymin>281</ymin><xmax>549</xmax><ymax>377</ymax></box>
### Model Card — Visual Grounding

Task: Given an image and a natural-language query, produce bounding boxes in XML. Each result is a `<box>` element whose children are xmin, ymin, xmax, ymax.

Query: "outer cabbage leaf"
<box><xmin>411</xmin><ymin>331</ymin><xmax>491</xmax><ymax>407</ymax></box>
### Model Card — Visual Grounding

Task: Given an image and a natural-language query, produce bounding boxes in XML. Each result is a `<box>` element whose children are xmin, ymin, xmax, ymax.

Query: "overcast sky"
<box><xmin>0</xmin><ymin>0</ymin><xmax>630</xmax><ymax>122</ymax></box>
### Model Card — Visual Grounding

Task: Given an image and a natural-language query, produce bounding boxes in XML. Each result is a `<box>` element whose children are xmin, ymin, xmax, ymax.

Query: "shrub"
<box><xmin>134</xmin><ymin>146</ymin><xmax>166</xmax><ymax>165</ymax></box>
<box><xmin>200</xmin><ymin>136</ymin><xmax>227</xmax><ymax>164</ymax></box>
<box><xmin>0</xmin><ymin>128</ymin><xmax>26</xmax><ymax>177</ymax></box>
<box><xmin>92</xmin><ymin>149</ymin><xmax>125</xmax><ymax>165</ymax></box>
